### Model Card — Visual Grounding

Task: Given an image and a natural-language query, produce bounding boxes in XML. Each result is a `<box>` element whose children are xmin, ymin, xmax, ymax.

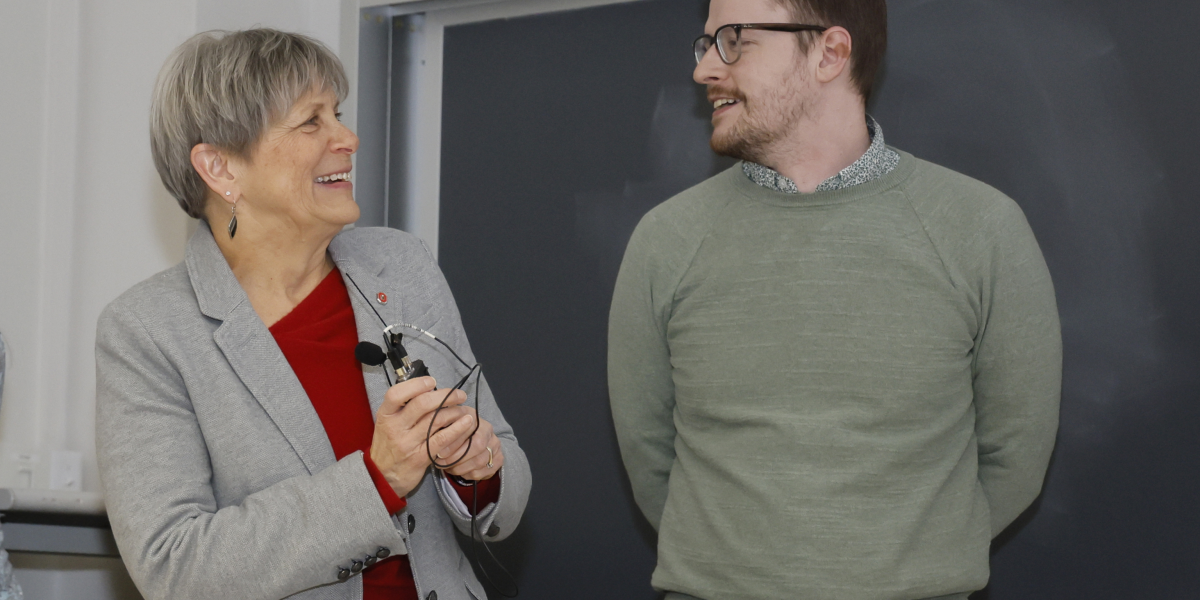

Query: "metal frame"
<box><xmin>351</xmin><ymin>0</ymin><xmax>646</xmax><ymax>256</ymax></box>
<box><xmin>2</xmin><ymin>521</ymin><xmax>119</xmax><ymax>557</ymax></box>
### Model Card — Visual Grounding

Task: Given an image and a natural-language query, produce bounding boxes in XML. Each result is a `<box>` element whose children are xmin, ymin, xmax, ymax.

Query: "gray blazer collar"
<box><xmin>327</xmin><ymin>232</ymin><xmax>420</xmax><ymax>416</ymax></box>
<box><xmin>183</xmin><ymin>223</ymin><xmax>401</xmax><ymax>473</ymax></box>
<box><xmin>185</xmin><ymin>222</ymin><xmax>389</xmax><ymax>320</ymax></box>
<box><xmin>186</xmin><ymin>222</ymin><xmax>247</xmax><ymax>321</ymax></box>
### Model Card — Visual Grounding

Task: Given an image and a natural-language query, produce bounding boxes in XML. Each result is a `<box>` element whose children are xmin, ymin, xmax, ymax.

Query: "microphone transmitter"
<box><xmin>383</xmin><ymin>330</ymin><xmax>429</xmax><ymax>383</ymax></box>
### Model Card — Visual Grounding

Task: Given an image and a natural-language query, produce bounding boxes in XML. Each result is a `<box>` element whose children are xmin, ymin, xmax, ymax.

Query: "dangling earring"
<box><xmin>225</xmin><ymin>191</ymin><xmax>238</xmax><ymax>239</ymax></box>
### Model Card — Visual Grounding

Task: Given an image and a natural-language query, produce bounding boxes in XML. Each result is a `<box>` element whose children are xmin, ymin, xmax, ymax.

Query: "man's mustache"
<box><xmin>707</xmin><ymin>86</ymin><xmax>746</xmax><ymax>104</ymax></box>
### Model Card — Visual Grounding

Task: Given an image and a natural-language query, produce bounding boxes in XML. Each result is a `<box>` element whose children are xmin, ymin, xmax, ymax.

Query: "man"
<box><xmin>607</xmin><ymin>1</ymin><xmax>1061</xmax><ymax>599</ymax></box>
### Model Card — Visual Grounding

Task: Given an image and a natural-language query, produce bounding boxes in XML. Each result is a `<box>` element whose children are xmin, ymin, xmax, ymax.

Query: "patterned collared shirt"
<box><xmin>742</xmin><ymin>115</ymin><xmax>900</xmax><ymax>193</ymax></box>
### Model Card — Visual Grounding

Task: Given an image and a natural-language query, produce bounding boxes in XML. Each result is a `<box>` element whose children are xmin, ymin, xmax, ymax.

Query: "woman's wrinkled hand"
<box><xmin>438</xmin><ymin>416</ymin><xmax>504</xmax><ymax>482</ymax></box>
<box><xmin>369</xmin><ymin>376</ymin><xmax>476</xmax><ymax>497</ymax></box>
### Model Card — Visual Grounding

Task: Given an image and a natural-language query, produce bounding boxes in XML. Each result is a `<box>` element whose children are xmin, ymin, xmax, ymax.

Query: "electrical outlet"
<box><xmin>12</xmin><ymin>452</ymin><xmax>38</xmax><ymax>489</ymax></box>
<box><xmin>50</xmin><ymin>450</ymin><xmax>83</xmax><ymax>491</ymax></box>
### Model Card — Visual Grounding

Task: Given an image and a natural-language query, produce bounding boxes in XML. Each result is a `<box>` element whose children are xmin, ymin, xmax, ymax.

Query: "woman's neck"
<box><xmin>212</xmin><ymin>216</ymin><xmax>340</xmax><ymax>327</ymax></box>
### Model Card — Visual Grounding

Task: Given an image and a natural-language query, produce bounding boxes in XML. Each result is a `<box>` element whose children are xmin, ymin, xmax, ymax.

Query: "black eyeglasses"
<box><xmin>694</xmin><ymin>23</ymin><xmax>829</xmax><ymax>65</ymax></box>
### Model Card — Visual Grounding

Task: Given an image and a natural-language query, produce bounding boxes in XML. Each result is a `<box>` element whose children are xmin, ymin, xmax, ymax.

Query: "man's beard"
<box><xmin>709</xmin><ymin>78</ymin><xmax>812</xmax><ymax>164</ymax></box>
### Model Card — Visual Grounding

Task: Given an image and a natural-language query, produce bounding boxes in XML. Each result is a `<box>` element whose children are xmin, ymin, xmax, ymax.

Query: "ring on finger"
<box><xmin>486</xmin><ymin>445</ymin><xmax>494</xmax><ymax>469</ymax></box>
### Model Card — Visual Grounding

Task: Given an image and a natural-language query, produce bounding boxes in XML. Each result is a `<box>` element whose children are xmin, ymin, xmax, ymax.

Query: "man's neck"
<box><xmin>761</xmin><ymin>102</ymin><xmax>871</xmax><ymax>194</ymax></box>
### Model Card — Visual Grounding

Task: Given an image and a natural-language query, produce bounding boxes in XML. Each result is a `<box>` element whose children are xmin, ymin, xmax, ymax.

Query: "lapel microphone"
<box><xmin>341</xmin><ymin>271</ymin><xmax>429</xmax><ymax>384</ymax></box>
<box><xmin>355</xmin><ymin>332</ymin><xmax>429</xmax><ymax>383</ymax></box>
<box><xmin>342</xmin><ymin>273</ymin><xmax>516</xmax><ymax>597</ymax></box>
<box><xmin>354</xmin><ymin>341</ymin><xmax>387</xmax><ymax>367</ymax></box>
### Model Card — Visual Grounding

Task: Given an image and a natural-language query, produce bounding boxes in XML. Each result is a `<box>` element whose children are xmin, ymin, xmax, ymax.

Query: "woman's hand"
<box><xmin>369</xmin><ymin>376</ymin><xmax>476</xmax><ymax>497</ymax></box>
<box><xmin>438</xmin><ymin>417</ymin><xmax>505</xmax><ymax>482</ymax></box>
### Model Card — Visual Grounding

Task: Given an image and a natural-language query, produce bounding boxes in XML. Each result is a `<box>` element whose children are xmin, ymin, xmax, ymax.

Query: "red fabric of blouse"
<box><xmin>269</xmin><ymin>268</ymin><xmax>498</xmax><ymax>599</ymax></box>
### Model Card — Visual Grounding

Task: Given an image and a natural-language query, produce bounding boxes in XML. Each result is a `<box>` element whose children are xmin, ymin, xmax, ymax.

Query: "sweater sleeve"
<box><xmin>608</xmin><ymin>215</ymin><xmax>682</xmax><ymax>530</ymax></box>
<box><xmin>971</xmin><ymin>199</ymin><xmax>1063</xmax><ymax>536</ymax></box>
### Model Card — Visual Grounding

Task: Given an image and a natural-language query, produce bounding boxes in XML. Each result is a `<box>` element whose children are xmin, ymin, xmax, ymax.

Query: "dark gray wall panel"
<box><xmin>434</xmin><ymin>0</ymin><xmax>1200</xmax><ymax>598</ymax></box>
<box><xmin>875</xmin><ymin>1</ymin><xmax>1200</xmax><ymax>598</ymax></box>
<box><xmin>439</xmin><ymin>2</ymin><xmax>720</xmax><ymax>598</ymax></box>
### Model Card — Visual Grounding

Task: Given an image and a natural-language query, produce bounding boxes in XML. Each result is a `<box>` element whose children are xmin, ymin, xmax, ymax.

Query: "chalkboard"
<box><xmin>440</xmin><ymin>3</ymin><xmax>720</xmax><ymax>597</ymax></box>
<box><xmin>434</xmin><ymin>0</ymin><xmax>1200</xmax><ymax>598</ymax></box>
<box><xmin>875</xmin><ymin>1</ymin><xmax>1200</xmax><ymax>598</ymax></box>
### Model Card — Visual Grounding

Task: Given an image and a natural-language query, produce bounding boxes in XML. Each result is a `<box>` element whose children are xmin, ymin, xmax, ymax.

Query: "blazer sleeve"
<box><xmin>96</xmin><ymin>304</ymin><xmax>407</xmax><ymax>600</ymax></box>
<box><xmin>414</xmin><ymin>239</ymin><xmax>532</xmax><ymax>542</ymax></box>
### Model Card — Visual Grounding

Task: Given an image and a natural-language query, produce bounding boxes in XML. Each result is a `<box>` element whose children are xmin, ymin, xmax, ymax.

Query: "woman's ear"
<box><xmin>190</xmin><ymin>143</ymin><xmax>238</xmax><ymax>205</ymax></box>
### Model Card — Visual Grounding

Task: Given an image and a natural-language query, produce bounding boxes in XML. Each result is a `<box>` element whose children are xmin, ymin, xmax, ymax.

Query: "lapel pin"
<box><xmin>376</xmin><ymin>292</ymin><xmax>388</xmax><ymax>305</ymax></box>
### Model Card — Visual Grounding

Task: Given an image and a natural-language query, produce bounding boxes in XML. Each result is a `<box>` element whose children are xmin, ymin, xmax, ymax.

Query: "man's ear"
<box><xmin>815</xmin><ymin>26</ymin><xmax>853</xmax><ymax>84</ymax></box>
<box><xmin>190</xmin><ymin>143</ymin><xmax>238</xmax><ymax>205</ymax></box>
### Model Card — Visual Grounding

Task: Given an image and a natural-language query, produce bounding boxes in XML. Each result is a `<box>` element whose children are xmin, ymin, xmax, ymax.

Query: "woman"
<box><xmin>96</xmin><ymin>29</ymin><xmax>530</xmax><ymax>600</ymax></box>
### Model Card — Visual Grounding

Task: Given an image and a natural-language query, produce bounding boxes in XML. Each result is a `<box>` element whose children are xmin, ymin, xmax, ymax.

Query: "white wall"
<box><xmin>0</xmin><ymin>0</ymin><xmax>202</xmax><ymax>497</ymax></box>
<box><xmin>0</xmin><ymin>0</ymin><xmax>52</xmax><ymax>489</ymax></box>
<box><xmin>198</xmin><ymin>0</ymin><xmax>342</xmax><ymax>51</ymax></box>
<box><xmin>0</xmin><ymin>0</ymin><xmax>355</xmax><ymax>596</ymax></box>
<box><xmin>0</xmin><ymin>0</ymin><xmax>355</xmax><ymax>497</ymax></box>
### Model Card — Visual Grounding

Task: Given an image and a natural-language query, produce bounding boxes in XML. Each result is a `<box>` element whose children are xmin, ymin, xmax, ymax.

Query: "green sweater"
<box><xmin>608</xmin><ymin>152</ymin><xmax>1061</xmax><ymax>600</ymax></box>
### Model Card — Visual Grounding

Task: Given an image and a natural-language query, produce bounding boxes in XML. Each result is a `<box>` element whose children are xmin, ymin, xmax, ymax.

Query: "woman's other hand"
<box><xmin>438</xmin><ymin>416</ymin><xmax>505</xmax><ymax>483</ymax></box>
<box><xmin>370</xmin><ymin>376</ymin><xmax>474</xmax><ymax>497</ymax></box>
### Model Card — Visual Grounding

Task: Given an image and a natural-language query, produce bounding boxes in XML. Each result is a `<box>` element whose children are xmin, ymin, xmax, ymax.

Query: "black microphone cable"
<box><xmin>345</xmin><ymin>271</ymin><xmax>519</xmax><ymax>597</ymax></box>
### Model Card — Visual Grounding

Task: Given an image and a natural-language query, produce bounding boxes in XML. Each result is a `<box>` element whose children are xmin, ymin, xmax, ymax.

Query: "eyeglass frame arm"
<box><xmin>694</xmin><ymin>23</ymin><xmax>831</xmax><ymax>65</ymax></box>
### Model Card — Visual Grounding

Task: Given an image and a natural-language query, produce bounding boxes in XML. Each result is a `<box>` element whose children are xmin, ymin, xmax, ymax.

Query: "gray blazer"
<box><xmin>96</xmin><ymin>223</ymin><xmax>531</xmax><ymax>600</ymax></box>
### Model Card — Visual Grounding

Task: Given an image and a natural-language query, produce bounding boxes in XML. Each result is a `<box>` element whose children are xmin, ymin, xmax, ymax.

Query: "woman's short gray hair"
<box><xmin>150</xmin><ymin>29</ymin><xmax>349</xmax><ymax>219</ymax></box>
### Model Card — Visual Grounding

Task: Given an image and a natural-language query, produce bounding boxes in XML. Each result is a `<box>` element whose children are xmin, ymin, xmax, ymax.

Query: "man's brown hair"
<box><xmin>775</xmin><ymin>0</ymin><xmax>888</xmax><ymax>103</ymax></box>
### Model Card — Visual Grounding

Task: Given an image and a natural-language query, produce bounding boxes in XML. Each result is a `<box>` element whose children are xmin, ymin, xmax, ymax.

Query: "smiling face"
<box><xmin>227</xmin><ymin>88</ymin><xmax>360</xmax><ymax>235</ymax></box>
<box><xmin>695</xmin><ymin>0</ymin><xmax>818</xmax><ymax>164</ymax></box>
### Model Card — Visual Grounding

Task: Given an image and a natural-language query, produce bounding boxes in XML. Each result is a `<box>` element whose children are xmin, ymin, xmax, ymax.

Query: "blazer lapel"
<box><xmin>341</xmin><ymin>269</ymin><xmax>393</xmax><ymax>416</ymax></box>
<box><xmin>329</xmin><ymin>233</ymin><xmax>437</xmax><ymax>416</ymax></box>
<box><xmin>186</xmin><ymin>223</ymin><xmax>336</xmax><ymax>475</ymax></box>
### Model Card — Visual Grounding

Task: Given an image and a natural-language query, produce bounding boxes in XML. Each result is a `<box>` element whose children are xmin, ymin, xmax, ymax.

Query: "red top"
<box><xmin>270</xmin><ymin>268</ymin><xmax>499</xmax><ymax>599</ymax></box>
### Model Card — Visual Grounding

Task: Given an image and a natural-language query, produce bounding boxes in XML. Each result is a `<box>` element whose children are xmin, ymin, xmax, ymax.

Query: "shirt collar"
<box><xmin>742</xmin><ymin>115</ymin><xmax>900</xmax><ymax>194</ymax></box>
